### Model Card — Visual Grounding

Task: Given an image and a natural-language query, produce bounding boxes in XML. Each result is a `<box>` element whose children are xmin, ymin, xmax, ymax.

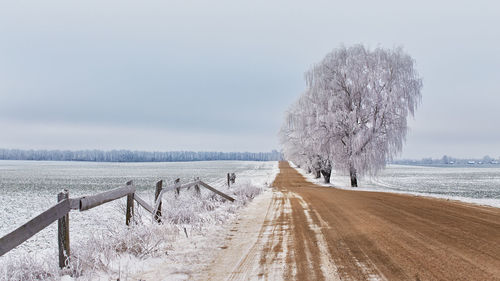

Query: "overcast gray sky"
<box><xmin>0</xmin><ymin>0</ymin><xmax>499</xmax><ymax>158</ymax></box>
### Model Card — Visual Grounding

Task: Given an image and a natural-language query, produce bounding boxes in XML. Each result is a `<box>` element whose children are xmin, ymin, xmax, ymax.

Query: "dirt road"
<box><xmin>203</xmin><ymin>161</ymin><xmax>500</xmax><ymax>280</ymax></box>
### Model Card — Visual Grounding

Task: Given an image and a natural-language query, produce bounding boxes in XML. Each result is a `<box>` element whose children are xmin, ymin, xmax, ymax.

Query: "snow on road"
<box><xmin>200</xmin><ymin>188</ymin><xmax>277</xmax><ymax>280</ymax></box>
<box><xmin>199</xmin><ymin>183</ymin><xmax>342</xmax><ymax>280</ymax></box>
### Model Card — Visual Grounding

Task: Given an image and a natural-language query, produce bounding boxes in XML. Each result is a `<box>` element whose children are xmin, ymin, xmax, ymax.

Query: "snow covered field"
<box><xmin>293</xmin><ymin>163</ymin><xmax>500</xmax><ymax>208</ymax></box>
<box><xmin>0</xmin><ymin>160</ymin><xmax>279</xmax><ymax>280</ymax></box>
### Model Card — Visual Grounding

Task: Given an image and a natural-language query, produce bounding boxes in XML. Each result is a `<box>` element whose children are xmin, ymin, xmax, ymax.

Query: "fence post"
<box><xmin>174</xmin><ymin>178</ymin><xmax>180</xmax><ymax>197</ymax></box>
<box><xmin>126</xmin><ymin>181</ymin><xmax>134</xmax><ymax>226</ymax></box>
<box><xmin>227</xmin><ymin>173</ymin><xmax>230</xmax><ymax>188</ymax></box>
<box><xmin>58</xmin><ymin>190</ymin><xmax>70</xmax><ymax>268</ymax></box>
<box><xmin>154</xmin><ymin>180</ymin><xmax>163</xmax><ymax>223</ymax></box>
<box><xmin>194</xmin><ymin>177</ymin><xmax>201</xmax><ymax>196</ymax></box>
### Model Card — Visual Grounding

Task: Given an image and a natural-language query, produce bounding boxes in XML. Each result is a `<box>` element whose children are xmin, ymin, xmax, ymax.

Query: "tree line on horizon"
<box><xmin>393</xmin><ymin>155</ymin><xmax>500</xmax><ymax>166</ymax></box>
<box><xmin>0</xmin><ymin>148</ymin><xmax>283</xmax><ymax>162</ymax></box>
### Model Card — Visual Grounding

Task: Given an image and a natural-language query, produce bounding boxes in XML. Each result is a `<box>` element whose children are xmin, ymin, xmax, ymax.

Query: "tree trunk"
<box><xmin>320</xmin><ymin>169</ymin><xmax>331</xmax><ymax>183</ymax></box>
<box><xmin>349</xmin><ymin>165</ymin><xmax>358</xmax><ymax>187</ymax></box>
<box><xmin>314</xmin><ymin>169</ymin><xmax>321</xmax><ymax>179</ymax></box>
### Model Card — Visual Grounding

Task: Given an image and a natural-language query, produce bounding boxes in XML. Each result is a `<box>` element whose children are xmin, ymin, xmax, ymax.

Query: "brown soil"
<box><xmin>260</xmin><ymin>161</ymin><xmax>500</xmax><ymax>280</ymax></box>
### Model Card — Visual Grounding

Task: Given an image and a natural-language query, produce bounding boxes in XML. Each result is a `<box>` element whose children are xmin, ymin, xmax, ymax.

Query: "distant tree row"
<box><xmin>0</xmin><ymin>149</ymin><xmax>283</xmax><ymax>162</ymax></box>
<box><xmin>393</xmin><ymin>155</ymin><xmax>500</xmax><ymax>166</ymax></box>
<box><xmin>280</xmin><ymin>45</ymin><xmax>422</xmax><ymax>186</ymax></box>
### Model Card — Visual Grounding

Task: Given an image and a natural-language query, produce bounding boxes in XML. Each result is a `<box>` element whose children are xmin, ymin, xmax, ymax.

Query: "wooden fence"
<box><xmin>0</xmin><ymin>179</ymin><xmax>234</xmax><ymax>268</ymax></box>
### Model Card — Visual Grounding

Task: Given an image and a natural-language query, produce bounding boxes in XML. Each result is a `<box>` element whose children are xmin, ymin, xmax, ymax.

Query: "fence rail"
<box><xmin>0</xmin><ymin>198</ymin><xmax>71</xmax><ymax>258</ymax></box>
<box><xmin>79</xmin><ymin>184</ymin><xmax>135</xmax><ymax>211</ymax></box>
<box><xmin>0</xmin><ymin>177</ymin><xmax>235</xmax><ymax>268</ymax></box>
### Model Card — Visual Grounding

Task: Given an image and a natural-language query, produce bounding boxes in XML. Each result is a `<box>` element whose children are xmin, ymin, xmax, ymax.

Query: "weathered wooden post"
<box><xmin>227</xmin><ymin>173</ymin><xmax>230</xmax><ymax>188</ymax></box>
<box><xmin>154</xmin><ymin>180</ymin><xmax>163</xmax><ymax>223</ymax></box>
<box><xmin>58</xmin><ymin>190</ymin><xmax>70</xmax><ymax>268</ymax></box>
<box><xmin>174</xmin><ymin>178</ymin><xmax>181</xmax><ymax>197</ymax></box>
<box><xmin>126</xmin><ymin>180</ymin><xmax>134</xmax><ymax>226</ymax></box>
<box><xmin>194</xmin><ymin>177</ymin><xmax>201</xmax><ymax>196</ymax></box>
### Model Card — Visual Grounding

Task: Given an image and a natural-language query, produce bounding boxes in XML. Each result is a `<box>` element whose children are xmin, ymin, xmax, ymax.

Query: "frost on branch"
<box><xmin>280</xmin><ymin>45</ymin><xmax>422</xmax><ymax>186</ymax></box>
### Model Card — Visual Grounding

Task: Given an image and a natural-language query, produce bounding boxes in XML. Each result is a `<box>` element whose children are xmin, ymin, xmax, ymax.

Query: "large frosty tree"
<box><xmin>280</xmin><ymin>45</ymin><xmax>422</xmax><ymax>186</ymax></box>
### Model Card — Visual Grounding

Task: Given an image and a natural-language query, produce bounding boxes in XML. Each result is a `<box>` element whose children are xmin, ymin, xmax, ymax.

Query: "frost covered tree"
<box><xmin>281</xmin><ymin>45</ymin><xmax>422</xmax><ymax>186</ymax></box>
<box><xmin>280</xmin><ymin>93</ymin><xmax>335</xmax><ymax>183</ymax></box>
<box><xmin>280</xmin><ymin>96</ymin><xmax>317</xmax><ymax>173</ymax></box>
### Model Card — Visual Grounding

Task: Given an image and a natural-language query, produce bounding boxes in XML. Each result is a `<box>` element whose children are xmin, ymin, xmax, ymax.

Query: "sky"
<box><xmin>0</xmin><ymin>0</ymin><xmax>499</xmax><ymax>159</ymax></box>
